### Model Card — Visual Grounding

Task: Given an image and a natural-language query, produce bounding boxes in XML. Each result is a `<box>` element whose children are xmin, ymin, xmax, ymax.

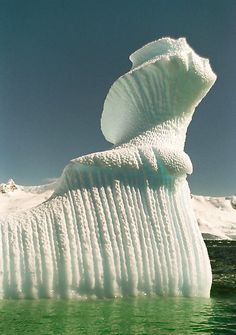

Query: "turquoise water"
<box><xmin>0</xmin><ymin>241</ymin><xmax>235</xmax><ymax>335</ymax></box>
<box><xmin>0</xmin><ymin>296</ymin><xmax>235</xmax><ymax>334</ymax></box>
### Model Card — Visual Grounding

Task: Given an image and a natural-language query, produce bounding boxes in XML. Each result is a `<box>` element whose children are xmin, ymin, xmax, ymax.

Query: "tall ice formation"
<box><xmin>0</xmin><ymin>38</ymin><xmax>216</xmax><ymax>299</ymax></box>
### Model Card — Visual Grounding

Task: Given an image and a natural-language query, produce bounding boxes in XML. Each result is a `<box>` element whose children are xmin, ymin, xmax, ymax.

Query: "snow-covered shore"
<box><xmin>192</xmin><ymin>195</ymin><xmax>236</xmax><ymax>240</ymax></box>
<box><xmin>0</xmin><ymin>180</ymin><xmax>55</xmax><ymax>218</ymax></box>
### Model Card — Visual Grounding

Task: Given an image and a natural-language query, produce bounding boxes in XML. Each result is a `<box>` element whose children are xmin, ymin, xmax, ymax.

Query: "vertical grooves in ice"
<box><xmin>0</xmin><ymin>164</ymin><xmax>212</xmax><ymax>298</ymax></box>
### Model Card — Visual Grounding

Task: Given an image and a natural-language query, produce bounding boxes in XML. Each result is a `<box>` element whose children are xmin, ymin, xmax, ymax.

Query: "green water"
<box><xmin>0</xmin><ymin>241</ymin><xmax>235</xmax><ymax>335</ymax></box>
<box><xmin>0</xmin><ymin>296</ymin><xmax>235</xmax><ymax>335</ymax></box>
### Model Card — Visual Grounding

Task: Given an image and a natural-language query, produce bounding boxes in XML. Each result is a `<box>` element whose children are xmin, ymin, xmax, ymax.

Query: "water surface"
<box><xmin>0</xmin><ymin>240</ymin><xmax>235</xmax><ymax>335</ymax></box>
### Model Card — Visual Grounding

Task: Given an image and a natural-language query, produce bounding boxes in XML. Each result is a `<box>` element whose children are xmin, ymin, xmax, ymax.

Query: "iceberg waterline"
<box><xmin>0</xmin><ymin>37</ymin><xmax>216</xmax><ymax>299</ymax></box>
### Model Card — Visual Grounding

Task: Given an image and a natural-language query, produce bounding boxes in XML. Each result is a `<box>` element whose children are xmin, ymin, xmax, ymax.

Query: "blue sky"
<box><xmin>0</xmin><ymin>0</ymin><xmax>236</xmax><ymax>195</ymax></box>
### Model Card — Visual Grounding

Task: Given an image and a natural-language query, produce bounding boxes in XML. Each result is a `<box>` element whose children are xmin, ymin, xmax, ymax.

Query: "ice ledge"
<box><xmin>53</xmin><ymin>145</ymin><xmax>192</xmax><ymax>197</ymax></box>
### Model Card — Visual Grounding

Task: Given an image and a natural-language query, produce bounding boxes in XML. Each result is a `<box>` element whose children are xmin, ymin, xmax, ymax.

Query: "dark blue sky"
<box><xmin>0</xmin><ymin>0</ymin><xmax>235</xmax><ymax>195</ymax></box>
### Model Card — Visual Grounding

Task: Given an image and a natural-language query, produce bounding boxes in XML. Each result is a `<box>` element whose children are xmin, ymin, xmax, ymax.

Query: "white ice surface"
<box><xmin>1</xmin><ymin>186</ymin><xmax>235</xmax><ymax>240</ymax></box>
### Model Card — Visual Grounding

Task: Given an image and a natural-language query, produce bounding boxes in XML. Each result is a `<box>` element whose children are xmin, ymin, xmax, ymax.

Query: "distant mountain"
<box><xmin>0</xmin><ymin>178</ymin><xmax>18</xmax><ymax>193</ymax></box>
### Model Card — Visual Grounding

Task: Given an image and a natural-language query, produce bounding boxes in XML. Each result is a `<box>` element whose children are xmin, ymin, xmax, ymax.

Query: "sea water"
<box><xmin>0</xmin><ymin>240</ymin><xmax>235</xmax><ymax>335</ymax></box>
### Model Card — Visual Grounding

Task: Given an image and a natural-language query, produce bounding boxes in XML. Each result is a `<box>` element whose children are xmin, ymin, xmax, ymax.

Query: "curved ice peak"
<box><xmin>130</xmin><ymin>37</ymin><xmax>192</xmax><ymax>69</ymax></box>
<box><xmin>101</xmin><ymin>37</ymin><xmax>216</xmax><ymax>146</ymax></box>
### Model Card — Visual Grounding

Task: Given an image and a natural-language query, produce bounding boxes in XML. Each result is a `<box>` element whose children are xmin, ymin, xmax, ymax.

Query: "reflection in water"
<box><xmin>0</xmin><ymin>240</ymin><xmax>236</xmax><ymax>334</ymax></box>
<box><xmin>0</xmin><ymin>296</ymin><xmax>235</xmax><ymax>335</ymax></box>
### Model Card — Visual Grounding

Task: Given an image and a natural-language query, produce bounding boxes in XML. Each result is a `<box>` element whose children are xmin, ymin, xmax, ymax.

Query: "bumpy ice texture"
<box><xmin>0</xmin><ymin>37</ymin><xmax>216</xmax><ymax>298</ymax></box>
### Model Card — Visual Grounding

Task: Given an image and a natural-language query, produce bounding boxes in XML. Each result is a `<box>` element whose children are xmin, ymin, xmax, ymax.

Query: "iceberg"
<box><xmin>0</xmin><ymin>37</ymin><xmax>216</xmax><ymax>299</ymax></box>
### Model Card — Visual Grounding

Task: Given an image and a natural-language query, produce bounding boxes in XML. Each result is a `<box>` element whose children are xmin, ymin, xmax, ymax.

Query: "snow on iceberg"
<box><xmin>0</xmin><ymin>37</ymin><xmax>216</xmax><ymax>299</ymax></box>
